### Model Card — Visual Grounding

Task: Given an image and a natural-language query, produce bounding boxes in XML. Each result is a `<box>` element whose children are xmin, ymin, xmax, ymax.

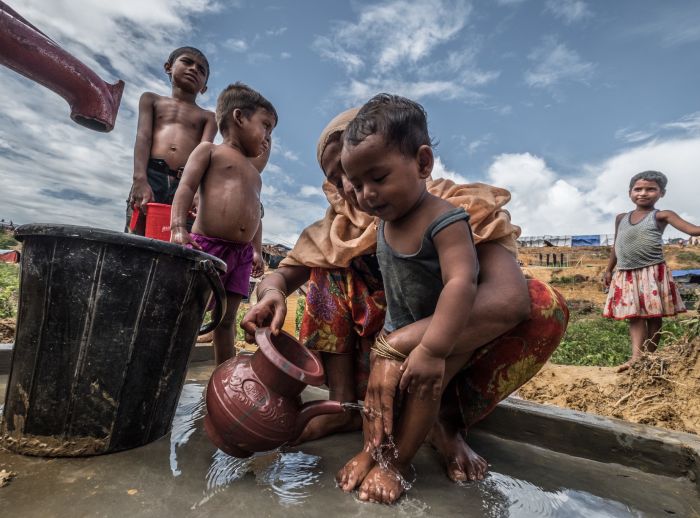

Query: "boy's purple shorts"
<box><xmin>188</xmin><ymin>233</ymin><xmax>253</xmax><ymax>296</ymax></box>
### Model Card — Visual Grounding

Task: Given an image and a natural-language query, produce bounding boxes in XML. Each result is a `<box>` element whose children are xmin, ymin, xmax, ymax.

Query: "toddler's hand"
<box><xmin>170</xmin><ymin>226</ymin><xmax>200</xmax><ymax>249</ymax></box>
<box><xmin>398</xmin><ymin>344</ymin><xmax>445</xmax><ymax>401</ymax></box>
<box><xmin>251</xmin><ymin>252</ymin><xmax>264</xmax><ymax>278</ymax></box>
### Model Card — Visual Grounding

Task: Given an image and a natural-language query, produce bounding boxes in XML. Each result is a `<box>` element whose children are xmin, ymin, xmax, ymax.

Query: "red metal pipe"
<box><xmin>0</xmin><ymin>1</ymin><xmax>124</xmax><ymax>132</ymax></box>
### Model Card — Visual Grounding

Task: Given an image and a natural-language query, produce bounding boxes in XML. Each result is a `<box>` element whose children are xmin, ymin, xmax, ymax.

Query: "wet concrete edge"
<box><xmin>2</xmin><ymin>343</ymin><xmax>699</xmax><ymax>494</ymax></box>
<box><xmin>475</xmin><ymin>398</ymin><xmax>700</xmax><ymax>493</ymax></box>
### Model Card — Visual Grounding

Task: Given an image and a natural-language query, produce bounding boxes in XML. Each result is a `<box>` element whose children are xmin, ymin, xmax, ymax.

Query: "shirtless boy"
<box><xmin>171</xmin><ymin>83</ymin><xmax>277</xmax><ymax>364</ymax></box>
<box><xmin>127</xmin><ymin>46</ymin><xmax>217</xmax><ymax>234</ymax></box>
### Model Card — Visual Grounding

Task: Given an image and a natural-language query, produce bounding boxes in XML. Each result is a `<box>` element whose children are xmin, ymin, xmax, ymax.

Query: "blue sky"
<box><xmin>2</xmin><ymin>0</ymin><xmax>699</xmax><ymax>245</ymax></box>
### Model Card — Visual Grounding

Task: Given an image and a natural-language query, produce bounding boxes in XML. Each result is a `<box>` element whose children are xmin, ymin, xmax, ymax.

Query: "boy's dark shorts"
<box><xmin>125</xmin><ymin>158</ymin><xmax>191</xmax><ymax>235</ymax></box>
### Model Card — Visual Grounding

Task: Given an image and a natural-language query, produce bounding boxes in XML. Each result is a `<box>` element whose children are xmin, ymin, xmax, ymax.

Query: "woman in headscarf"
<box><xmin>241</xmin><ymin>108</ymin><xmax>568</xmax><ymax>496</ymax></box>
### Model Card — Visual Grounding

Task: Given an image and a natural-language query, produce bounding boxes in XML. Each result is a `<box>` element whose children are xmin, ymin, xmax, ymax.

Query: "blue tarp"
<box><xmin>672</xmin><ymin>269</ymin><xmax>700</xmax><ymax>278</ymax></box>
<box><xmin>571</xmin><ymin>235</ymin><xmax>601</xmax><ymax>247</ymax></box>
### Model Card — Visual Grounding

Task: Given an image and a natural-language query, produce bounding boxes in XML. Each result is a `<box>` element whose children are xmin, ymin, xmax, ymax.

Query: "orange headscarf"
<box><xmin>280</xmin><ymin>110</ymin><xmax>520</xmax><ymax>269</ymax></box>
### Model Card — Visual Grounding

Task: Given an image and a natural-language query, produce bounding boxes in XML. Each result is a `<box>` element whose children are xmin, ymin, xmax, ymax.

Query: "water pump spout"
<box><xmin>0</xmin><ymin>1</ymin><xmax>124</xmax><ymax>132</ymax></box>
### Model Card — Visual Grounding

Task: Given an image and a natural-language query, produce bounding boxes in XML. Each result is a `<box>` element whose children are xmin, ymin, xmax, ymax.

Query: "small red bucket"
<box><xmin>129</xmin><ymin>203</ymin><xmax>172</xmax><ymax>241</ymax></box>
<box><xmin>143</xmin><ymin>203</ymin><xmax>172</xmax><ymax>241</ymax></box>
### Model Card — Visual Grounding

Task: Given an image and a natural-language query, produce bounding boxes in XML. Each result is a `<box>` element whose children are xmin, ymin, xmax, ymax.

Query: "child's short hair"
<box><xmin>216</xmin><ymin>82</ymin><xmax>278</xmax><ymax>135</ymax></box>
<box><xmin>167</xmin><ymin>47</ymin><xmax>210</xmax><ymax>80</ymax></box>
<box><xmin>344</xmin><ymin>93</ymin><xmax>433</xmax><ymax>156</ymax></box>
<box><xmin>629</xmin><ymin>170</ymin><xmax>668</xmax><ymax>193</ymax></box>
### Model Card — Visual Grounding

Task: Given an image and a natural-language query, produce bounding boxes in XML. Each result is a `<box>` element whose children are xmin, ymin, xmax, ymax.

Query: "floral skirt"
<box><xmin>451</xmin><ymin>280</ymin><xmax>568</xmax><ymax>427</ymax></box>
<box><xmin>299</xmin><ymin>256</ymin><xmax>386</xmax><ymax>397</ymax></box>
<box><xmin>603</xmin><ymin>263</ymin><xmax>686</xmax><ymax>320</ymax></box>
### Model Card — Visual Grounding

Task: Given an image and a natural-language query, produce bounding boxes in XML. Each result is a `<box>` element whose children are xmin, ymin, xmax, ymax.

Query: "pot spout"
<box><xmin>0</xmin><ymin>1</ymin><xmax>124</xmax><ymax>132</ymax></box>
<box><xmin>293</xmin><ymin>400</ymin><xmax>345</xmax><ymax>440</ymax></box>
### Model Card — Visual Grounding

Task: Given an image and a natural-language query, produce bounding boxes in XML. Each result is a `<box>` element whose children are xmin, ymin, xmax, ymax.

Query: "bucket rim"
<box><xmin>14</xmin><ymin>223</ymin><xmax>227</xmax><ymax>273</ymax></box>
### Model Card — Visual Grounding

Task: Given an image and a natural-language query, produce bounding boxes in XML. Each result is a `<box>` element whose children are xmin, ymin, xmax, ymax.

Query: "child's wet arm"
<box><xmin>171</xmin><ymin>143</ymin><xmax>210</xmax><ymax>228</ymax></box>
<box><xmin>133</xmin><ymin>93</ymin><xmax>156</xmax><ymax>180</ymax></box>
<box><xmin>419</xmin><ymin>222</ymin><xmax>478</xmax><ymax>358</ymax></box>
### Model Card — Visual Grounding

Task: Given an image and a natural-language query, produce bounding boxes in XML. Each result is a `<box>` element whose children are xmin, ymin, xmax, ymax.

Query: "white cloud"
<box><xmin>313</xmin><ymin>0</ymin><xmax>491</xmax><ymax>105</ymax></box>
<box><xmin>614</xmin><ymin>128</ymin><xmax>654</xmax><ymax>144</ymax></box>
<box><xmin>329</xmin><ymin>0</ymin><xmax>470</xmax><ymax>73</ymax></box>
<box><xmin>298</xmin><ymin>185</ymin><xmax>324</xmax><ymax>197</ymax></box>
<box><xmin>545</xmin><ymin>0</ymin><xmax>592</xmax><ymax>24</ymax></box>
<box><xmin>334</xmin><ymin>78</ymin><xmax>474</xmax><ymax>105</ymax></box>
<box><xmin>525</xmin><ymin>36</ymin><xmax>595</xmax><ymax>89</ymax></box>
<box><xmin>627</xmin><ymin>6</ymin><xmax>700</xmax><ymax>47</ymax></box>
<box><xmin>484</xmin><ymin>137</ymin><xmax>700</xmax><ymax>238</ymax></box>
<box><xmin>224</xmin><ymin>38</ymin><xmax>248</xmax><ymax>52</ymax></box>
<box><xmin>431</xmin><ymin>156</ymin><xmax>469</xmax><ymax>184</ymax></box>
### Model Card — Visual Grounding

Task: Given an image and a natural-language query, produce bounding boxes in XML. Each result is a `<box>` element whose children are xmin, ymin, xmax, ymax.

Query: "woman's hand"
<box><xmin>399</xmin><ymin>344</ymin><xmax>445</xmax><ymax>401</ymax></box>
<box><xmin>364</xmin><ymin>352</ymin><xmax>403</xmax><ymax>447</ymax></box>
<box><xmin>240</xmin><ymin>290</ymin><xmax>287</xmax><ymax>341</ymax></box>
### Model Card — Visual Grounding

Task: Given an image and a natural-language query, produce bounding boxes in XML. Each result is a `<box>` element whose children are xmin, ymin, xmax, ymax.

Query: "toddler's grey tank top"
<box><xmin>377</xmin><ymin>207</ymin><xmax>472</xmax><ymax>332</ymax></box>
<box><xmin>614</xmin><ymin>210</ymin><xmax>665</xmax><ymax>270</ymax></box>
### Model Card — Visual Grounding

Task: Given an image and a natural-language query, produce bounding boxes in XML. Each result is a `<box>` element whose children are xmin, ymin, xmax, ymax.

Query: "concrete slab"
<box><xmin>1</xmin><ymin>365</ymin><xmax>699</xmax><ymax>517</ymax></box>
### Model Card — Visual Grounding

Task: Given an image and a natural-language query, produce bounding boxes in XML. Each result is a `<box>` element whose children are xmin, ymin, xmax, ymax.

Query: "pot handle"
<box><xmin>197</xmin><ymin>259</ymin><xmax>226</xmax><ymax>335</ymax></box>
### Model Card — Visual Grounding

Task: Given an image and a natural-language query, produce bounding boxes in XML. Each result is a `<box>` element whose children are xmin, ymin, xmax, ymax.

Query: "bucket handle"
<box><xmin>196</xmin><ymin>259</ymin><xmax>227</xmax><ymax>335</ymax></box>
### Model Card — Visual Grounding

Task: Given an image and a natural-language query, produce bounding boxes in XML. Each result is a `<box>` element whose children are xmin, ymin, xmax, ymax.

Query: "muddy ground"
<box><xmin>519</xmin><ymin>245</ymin><xmax>700</xmax><ymax>435</ymax></box>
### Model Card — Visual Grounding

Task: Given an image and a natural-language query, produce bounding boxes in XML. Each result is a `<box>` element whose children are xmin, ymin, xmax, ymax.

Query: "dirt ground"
<box><xmin>0</xmin><ymin>318</ymin><xmax>14</xmax><ymax>343</ymax></box>
<box><xmin>519</xmin><ymin>245</ymin><xmax>700</xmax><ymax>435</ymax></box>
<box><xmin>517</xmin><ymin>338</ymin><xmax>700</xmax><ymax>435</ymax></box>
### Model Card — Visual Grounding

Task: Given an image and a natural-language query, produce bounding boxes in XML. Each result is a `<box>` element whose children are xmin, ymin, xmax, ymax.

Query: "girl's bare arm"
<box><xmin>657</xmin><ymin>210</ymin><xmax>700</xmax><ymax>236</ymax></box>
<box><xmin>604</xmin><ymin>213</ymin><xmax>624</xmax><ymax>286</ymax></box>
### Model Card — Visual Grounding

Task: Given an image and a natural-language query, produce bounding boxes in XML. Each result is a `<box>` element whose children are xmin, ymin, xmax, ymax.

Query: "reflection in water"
<box><xmin>195</xmin><ymin>450</ymin><xmax>322</xmax><ymax>507</ymax></box>
<box><xmin>255</xmin><ymin>451</ymin><xmax>322</xmax><ymax>505</ymax></box>
<box><xmin>479</xmin><ymin>472</ymin><xmax>641</xmax><ymax>517</ymax></box>
<box><xmin>169</xmin><ymin>382</ymin><xmax>206</xmax><ymax>477</ymax></box>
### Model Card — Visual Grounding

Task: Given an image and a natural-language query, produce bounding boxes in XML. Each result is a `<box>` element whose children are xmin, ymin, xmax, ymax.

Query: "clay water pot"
<box><xmin>204</xmin><ymin>328</ymin><xmax>344</xmax><ymax>457</ymax></box>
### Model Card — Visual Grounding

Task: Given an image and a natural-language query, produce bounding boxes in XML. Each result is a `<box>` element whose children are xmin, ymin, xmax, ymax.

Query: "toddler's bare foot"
<box><xmin>335</xmin><ymin>448</ymin><xmax>375</xmax><ymax>493</ymax></box>
<box><xmin>294</xmin><ymin>411</ymin><xmax>363</xmax><ymax>445</ymax></box>
<box><xmin>357</xmin><ymin>463</ymin><xmax>407</xmax><ymax>504</ymax></box>
<box><xmin>428</xmin><ymin>419</ymin><xmax>488</xmax><ymax>482</ymax></box>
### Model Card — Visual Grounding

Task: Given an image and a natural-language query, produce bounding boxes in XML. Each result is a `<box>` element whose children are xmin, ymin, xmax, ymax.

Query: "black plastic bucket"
<box><xmin>0</xmin><ymin>224</ymin><xmax>226</xmax><ymax>456</ymax></box>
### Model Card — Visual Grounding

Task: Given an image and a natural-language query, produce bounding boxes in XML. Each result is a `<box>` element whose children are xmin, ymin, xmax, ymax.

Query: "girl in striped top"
<box><xmin>603</xmin><ymin>171</ymin><xmax>700</xmax><ymax>372</ymax></box>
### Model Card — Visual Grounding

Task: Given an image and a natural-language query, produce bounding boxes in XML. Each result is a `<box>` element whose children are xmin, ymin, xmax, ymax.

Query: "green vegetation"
<box><xmin>0</xmin><ymin>230</ymin><xmax>18</xmax><ymax>249</ymax></box>
<box><xmin>0</xmin><ymin>263</ymin><xmax>19</xmax><ymax>318</ymax></box>
<box><xmin>675</xmin><ymin>250</ymin><xmax>700</xmax><ymax>265</ymax></box>
<box><xmin>551</xmin><ymin>315</ymin><xmax>699</xmax><ymax>366</ymax></box>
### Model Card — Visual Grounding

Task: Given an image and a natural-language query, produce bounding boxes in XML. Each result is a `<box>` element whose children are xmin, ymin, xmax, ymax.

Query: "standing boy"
<box><xmin>170</xmin><ymin>83</ymin><xmax>276</xmax><ymax>364</ymax></box>
<box><xmin>127</xmin><ymin>47</ymin><xmax>217</xmax><ymax>234</ymax></box>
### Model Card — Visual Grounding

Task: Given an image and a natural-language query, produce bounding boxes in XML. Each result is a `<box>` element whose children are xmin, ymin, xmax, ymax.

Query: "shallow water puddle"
<box><xmin>0</xmin><ymin>373</ymin><xmax>697</xmax><ymax>516</ymax></box>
